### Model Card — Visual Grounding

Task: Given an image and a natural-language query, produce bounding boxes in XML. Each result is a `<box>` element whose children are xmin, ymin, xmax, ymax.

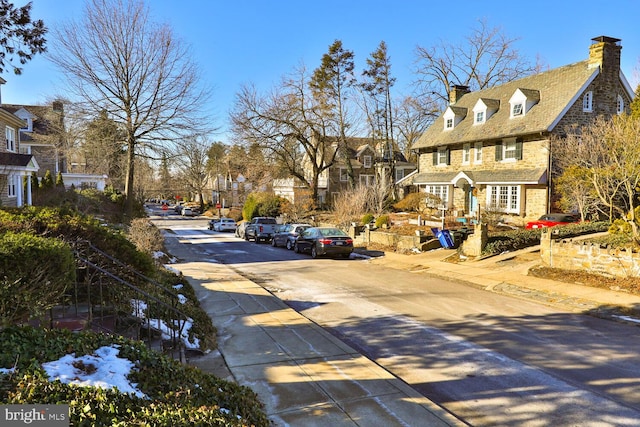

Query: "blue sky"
<box><xmin>3</xmin><ymin>0</ymin><xmax>640</xmax><ymax>142</ymax></box>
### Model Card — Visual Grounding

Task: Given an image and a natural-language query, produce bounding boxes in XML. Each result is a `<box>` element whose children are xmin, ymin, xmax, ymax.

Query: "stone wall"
<box><xmin>540</xmin><ymin>228</ymin><xmax>640</xmax><ymax>277</ymax></box>
<box><xmin>351</xmin><ymin>227</ymin><xmax>437</xmax><ymax>252</ymax></box>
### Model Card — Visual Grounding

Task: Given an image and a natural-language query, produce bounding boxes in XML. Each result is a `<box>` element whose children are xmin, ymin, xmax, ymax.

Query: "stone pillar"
<box><xmin>461</xmin><ymin>223</ymin><xmax>488</xmax><ymax>257</ymax></box>
<box><xmin>540</xmin><ymin>228</ymin><xmax>552</xmax><ymax>266</ymax></box>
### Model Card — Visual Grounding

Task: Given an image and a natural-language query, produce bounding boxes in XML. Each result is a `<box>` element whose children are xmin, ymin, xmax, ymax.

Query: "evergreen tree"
<box><xmin>55</xmin><ymin>171</ymin><xmax>65</xmax><ymax>188</ymax></box>
<box><xmin>311</xmin><ymin>40</ymin><xmax>357</xmax><ymax>189</ymax></box>
<box><xmin>41</xmin><ymin>170</ymin><xmax>54</xmax><ymax>189</ymax></box>
<box><xmin>0</xmin><ymin>0</ymin><xmax>47</xmax><ymax>75</ymax></box>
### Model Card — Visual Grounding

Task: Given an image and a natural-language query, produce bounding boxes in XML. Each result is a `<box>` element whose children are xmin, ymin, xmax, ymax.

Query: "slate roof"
<box><xmin>0</xmin><ymin>152</ymin><xmax>35</xmax><ymax>167</ymax></box>
<box><xmin>412</xmin><ymin>60</ymin><xmax>599</xmax><ymax>150</ymax></box>
<box><xmin>412</xmin><ymin>168</ymin><xmax>547</xmax><ymax>185</ymax></box>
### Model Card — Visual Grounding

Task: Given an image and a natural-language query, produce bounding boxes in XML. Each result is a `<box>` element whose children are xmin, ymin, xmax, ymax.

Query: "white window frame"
<box><xmin>462</xmin><ymin>143</ymin><xmax>471</xmax><ymax>165</ymax></box>
<box><xmin>437</xmin><ymin>147</ymin><xmax>448</xmax><ymax>166</ymax></box>
<box><xmin>359</xmin><ymin>174</ymin><xmax>375</xmax><ymax>186</ymax></box>
<box><xmin>7</xmin><ymin>174</ymin><xmax>16</xmax><ymax>198</ymax></box>
<box><xmin>487</xmin><ymin>185</ymin><xmax>520</xmax><ymax>214</ymax></box>
<box><xmin>617</xmin><ymin>95</ymin><xmax>625</xmax><ymax>115</ymax></box>
<box><xmin>5</xmin><ymin>127</ymin><xmax>16</xmax><ymax>152</ymax></box>
<box><xmin>426</xmin><ymin>185</ymin><xmax>449</xmax><ymax>208</ymax></box>
<box><xmin>583</xmin><ymin>91</ymin><xmax>593</xmax><ymax>112</ymax></box>
<box><xmin>363</xmin><ymin>155</ymin><xmax>372</xmax><ymax>168</ymax></box>
<box><xmin>474</xmin><ymin>142</ymin><xmax>483</xmax><ymax>164</ymax></box>
<box><xmin>511</xmin><ymin>103</ymin><xmax>523</xmax><ymax>117</ymax></box>
<box><xmin>475</xmin><ymin>111</ymin><xmax>484</xmax><ymax>124</ymax></box>
<box><xmin>503</xmin><ymin>139</ymin><xmax>517</xmax><ymax>160</ymax></box>
<box><xmin>339</xmin><ymin>167</ymin><xmax>348</xmax><ymax>182</ymax></box>
<box><xmin>445</xmin><ymin>117</ymin><xmax>453</xmax><ymax>130</ymax></box>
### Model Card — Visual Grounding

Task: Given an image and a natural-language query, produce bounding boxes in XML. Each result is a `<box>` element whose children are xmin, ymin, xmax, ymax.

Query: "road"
<box><xmin>153</xmin><ymin>211</ymin><xmax>640</xmax><ymax>426</ymax></box>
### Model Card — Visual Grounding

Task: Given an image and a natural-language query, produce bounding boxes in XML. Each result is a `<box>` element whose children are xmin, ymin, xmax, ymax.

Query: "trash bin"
<box><xmin>436</xmin><ymin>229</ymin><xmax>455</xmax><ymax>249</ymax></box>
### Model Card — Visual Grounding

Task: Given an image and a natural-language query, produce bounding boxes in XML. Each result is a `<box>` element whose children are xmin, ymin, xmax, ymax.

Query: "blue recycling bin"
<box><xmin>435</xmin><ymin>229</ymin><xmax>455</xmax><ymax>249</ymax></box>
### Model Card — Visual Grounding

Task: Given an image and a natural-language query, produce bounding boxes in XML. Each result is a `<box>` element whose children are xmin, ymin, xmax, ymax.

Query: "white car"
<box><xmin>181</xmin><ymin>207</ymin><xmax>193</xmax><ymax>216</ymax></box>
<box><xmin>214</xmin><ymin>218</ymin><xmax>237</xmax><ymax>232</ymax></box>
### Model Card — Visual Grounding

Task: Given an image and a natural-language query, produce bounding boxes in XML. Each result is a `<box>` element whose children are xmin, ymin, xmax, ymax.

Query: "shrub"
<box><xmin>242</xmin><ymin>192</ymin><xmax>285</xmax><ymax>220</ymax></box>
<box><xmin>482</xmin><ymin>221</ymin><xmax>610</xmax><ymax>255</ymax></box>
<box><xmin>393</xmin><ymin>192</ymin><xmax>423</xmax><ymax>212</ymax></box>
<box><xmin>0</xmin><ymin>326</ymin><xmax>269</xmax><ymax>426</ymax></box>
<box><xmin>0</xmin><ymin>232</ymin><xmax>75</xmax><ymax>326</ymax></box>
<box><xmin>361</xmin><ymin>213</ymin><xmax>374</xmax><ymax>225</ymax></box>
<box><xmin>127</xmin><ymin>218</ymin><xmax>164</xmax><ymax>256</ymax></box>
<box><xmin>375</xmin><ymin>214</ymin><xmax>390</xmax><ymax>228</ymax></box>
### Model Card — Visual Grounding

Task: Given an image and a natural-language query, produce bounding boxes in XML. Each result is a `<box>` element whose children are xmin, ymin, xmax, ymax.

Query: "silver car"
<box><xmin>272</xmin><ymin>223</ymin><xmax>312</xmax><ymax>249</ymax></box>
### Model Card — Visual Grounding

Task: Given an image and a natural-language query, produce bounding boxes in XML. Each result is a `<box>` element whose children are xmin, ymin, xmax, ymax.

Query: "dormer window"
<box><xmin>445</xmin><ymin>118</ymin><xmax>453</xmax><ymax>129</ymax></box>
<box><xmin>583</xmin><ymin>91</ymin><xmax>593</xmax><ymax>112</ymax></box>
<box><xmin>443</xmin><ymin>106</ymin><xmax>467</xmax><ymax>131</ymax></box>
<box><xmin>512</xmin><ymin>103</ymin><xmax>523</xmax><ymax>116</ymax></box>
<box><xmin>473</xmin><ymin>98</ymin><xmax>499</xmax><ymax>125</ymax></box>
<box><xmin>617</xmin><ymin>95</ymin><xmax>625</xmax><ymax>115</ymax></box>
<box><xmin>509</xmin><ymin>88</ymin><xmax>539</xmax><ymax>118</ymax></box>
<box><xmin>21</xmin><ymin>117</ymin><xmax>33</xmax><ymax>132</ymax></box>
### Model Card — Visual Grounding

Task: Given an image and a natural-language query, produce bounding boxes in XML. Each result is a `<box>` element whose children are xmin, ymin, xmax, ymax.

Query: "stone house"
<box><xmin>299</xmin><ymin>136</ymin><xmax>416</xmax><ymax>207</ymax></box>
<box><xmin>410</xmin><ymin>36</ymin><xmax>634</xmax><ymax>225</ymax></box>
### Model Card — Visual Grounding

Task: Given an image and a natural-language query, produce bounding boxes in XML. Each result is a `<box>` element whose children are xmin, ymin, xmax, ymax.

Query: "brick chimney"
<box><xmin>449</xmin><ymin>84</ymin><xmax>470</xmax><ymax>105</ymax></box>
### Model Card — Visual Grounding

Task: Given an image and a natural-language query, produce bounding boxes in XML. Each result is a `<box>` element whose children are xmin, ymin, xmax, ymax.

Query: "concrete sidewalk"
<box><xmin>163</xmin><ymin>235</ymin><xmax>465</xmax><ymax>427</ymax></box>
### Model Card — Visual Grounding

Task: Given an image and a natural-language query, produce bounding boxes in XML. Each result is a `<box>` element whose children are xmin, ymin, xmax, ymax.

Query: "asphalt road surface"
<box><xmin>153</xmin><ymin>210</ymin><xmax>640</xmax><ymax>426</ymax></box>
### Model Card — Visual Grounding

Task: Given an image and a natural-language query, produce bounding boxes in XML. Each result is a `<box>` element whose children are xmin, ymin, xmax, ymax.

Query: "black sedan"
<box><xmin>293</xmin><ymin>227</ymin><xmax>353</xmax><ymax>259</ymax></box>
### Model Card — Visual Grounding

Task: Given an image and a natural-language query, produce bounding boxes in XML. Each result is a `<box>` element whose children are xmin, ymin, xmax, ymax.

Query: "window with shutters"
<box><xmin>495</xmin><ymin>138</ymin><xmax>522</xmax><ymax>162</ymax></box>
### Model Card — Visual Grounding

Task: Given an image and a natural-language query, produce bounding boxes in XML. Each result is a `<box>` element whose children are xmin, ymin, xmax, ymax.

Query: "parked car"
<box><xmin>181</xmin><ymin>206</ymin><xmax>193</xmax><ymax>217</ymax></box>
<box><xmin>244</xmin><ymin>217</ymin><xmax>278</xmax><ymax>243</ymax></box>
<box><xmin>214</xmin><ymin>218</ymin><xmax>237</xmax><ymax>232</ymax></box>
<box><xmin>293</xmin><ymin>227</ymin><xmax>353</xmax><ymax>259</ymax></box>
<box><xmin>272</xmin><ymin>223</ymin><xmax>312</xmax><ymax>249</ymax></box>
<box><xmin>525</xmin><ymin>213</ymin><xmax>581</xmax><ymax>229</ymax></box>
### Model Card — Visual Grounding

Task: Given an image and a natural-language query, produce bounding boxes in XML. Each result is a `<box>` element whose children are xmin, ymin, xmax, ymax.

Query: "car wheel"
<box><xmin>286</xmin><ymin>240</ymin><xmax>293</xmax><ymax>250</ymax></box>
<box><xmin>255</xmin><ymin>237</ymin><xmax>261</xmax><ymax>244</ymax></box>
<box><xmin>311</xmin><ymin>246</ymin><xmax>318</xmax><ymax>259</ymax></box>
<box><xmin>293</xmin><ymin>243</ymin><xmax>300</xmax><ymax>253</ymax></box>
<box><xmin>245</xmin><ymin>233</ymin><xmax>250</xmax><ymax>241</ymax></box>
<box><xmin>271</xmin><ymin>238</ymin><xmax>277</xmax><ymax>247</ymax></box>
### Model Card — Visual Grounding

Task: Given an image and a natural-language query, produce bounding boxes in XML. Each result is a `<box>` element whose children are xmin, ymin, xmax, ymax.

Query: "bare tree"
<box><xmin>48</xmin><ymin>0</ymin><xmax>213</xmax><ymax>216</ymax></box>
<box><xmin>394</xmin><ymin>95</ymin><xmax>438</xmax><ymax>162</ymax></box>
<box><xmin>553</xmin><ymin>115</ymin><xmax>640</xmax><ymax>240</ymax></box>
<box><xmin>173</xmin><ymin>135</ymin><xmax>210</xmax><ymax>211</ymax></box>
<box><xmin>414</xmin><ymin>19</ymin><xmax>542</xmax><ymax>110</ymax></box>
<box><xmin>230</xmin><ymin>66</ymin><xmax>337</xmax><ymax>205</ymax></box>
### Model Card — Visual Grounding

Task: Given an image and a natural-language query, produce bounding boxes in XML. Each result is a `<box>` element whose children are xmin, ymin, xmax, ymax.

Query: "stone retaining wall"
<box><xmin>540</xmin><ymin>228</ymin><xmax>640</xmax><ymax>277</ymax></box>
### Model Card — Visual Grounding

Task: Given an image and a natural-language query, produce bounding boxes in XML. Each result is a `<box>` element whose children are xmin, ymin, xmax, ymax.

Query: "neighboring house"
<box><xmin>0</xmin><ymin>101</ymin><xmax>38</xmax><ymax>207</ymax></box>
<box><xmin>2</xmin><ymin>101</ymin><xmax>109</xmax><ymax>192</ymax></box>
<box><xmin>410</xmin><ymin>36</ymin><xmax>634</xmax><ymax>225</ymax></box>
